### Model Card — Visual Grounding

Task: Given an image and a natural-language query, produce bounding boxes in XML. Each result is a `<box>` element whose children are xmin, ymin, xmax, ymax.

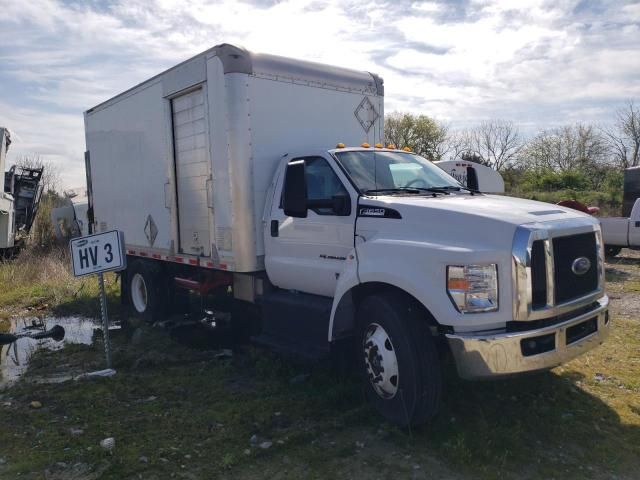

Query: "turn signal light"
<box><xmin>447</xmin><ymin>278</ymin><xmax>470</xmax><ymax>291</ymax></box>
<box><xmin>361</xmin><ymin>142</ymin><xmax>370</xmax><ymax>148</ymax></box>
<box><xmin>336</xmin><ymin>143</ymin><xmax>345</xmax><ymax>148</ymax></box>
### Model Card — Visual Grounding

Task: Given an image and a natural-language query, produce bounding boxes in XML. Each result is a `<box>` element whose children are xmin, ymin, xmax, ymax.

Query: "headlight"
<box><xmin>447</xmin><ymin>264</ymin><xmax>498</xmax><ymax>313</ymax></box>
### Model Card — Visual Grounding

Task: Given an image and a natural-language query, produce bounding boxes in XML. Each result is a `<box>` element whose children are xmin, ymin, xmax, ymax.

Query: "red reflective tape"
<box><xmin>207</xmin><ymin>262</ymin><xmax>214</xmax><ymax>268</ymax></box>
<box><xmin>175</xmin><ymin>257</ymin><xmax>184</xmax><ymax>263</ymax></box>
<box><xmin>139</xmin><ymin>252</ymin><xmax>148</xmax><ymax>257</ymax></box>
<box><xmin>128</xmin><ymin>250</ymin><xmax>136</xmax><ymax>255</ymax></box>
<box><xmin>152</xmin><ymin>254</ymin><xmax>161</xmax><ymax>259</ymax></box>
<box><xmin>219</xmin><ymin>263</ymin><xmax>227</xmax><ymax>270</ymax></box>
<box><xmin>189</xmin><ymin>259</ymin><xmax>198</xmax><ymax>265</ymax></box>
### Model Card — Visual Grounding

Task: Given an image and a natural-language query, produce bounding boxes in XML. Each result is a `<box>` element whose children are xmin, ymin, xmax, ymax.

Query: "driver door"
<box><xmin>265</xmin><ymin>156</ymin><xmax>356</xmax><ymax>297</ymax></box>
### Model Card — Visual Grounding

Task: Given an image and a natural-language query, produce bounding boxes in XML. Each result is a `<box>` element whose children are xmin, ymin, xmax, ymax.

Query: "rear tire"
<box><xmin>127</xmin><ymin>260</ymin><xmax>167</xmax><ymax>323</ymax></box>
<box><xmin>356</xmin><ymin>292</ymin><xmax>442</xmax><ymax>426</ymax></box>
<box><xmin>605</xmin><ymin>246</ymin><xmax>621</xmax><ymax>258</ymax></box>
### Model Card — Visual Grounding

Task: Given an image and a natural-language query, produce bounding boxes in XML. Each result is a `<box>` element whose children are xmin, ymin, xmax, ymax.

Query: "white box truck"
<box><xmin>85</xmin><ymin>44</ymin><xmax>610</xmax><ymax>426</ymax></box>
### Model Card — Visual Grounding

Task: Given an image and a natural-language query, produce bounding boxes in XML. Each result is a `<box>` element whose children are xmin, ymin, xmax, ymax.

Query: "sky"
<box><xmin>1</xmin><ymin>0</ymin><xmax>639</xmax><ymax>190</ymax></box>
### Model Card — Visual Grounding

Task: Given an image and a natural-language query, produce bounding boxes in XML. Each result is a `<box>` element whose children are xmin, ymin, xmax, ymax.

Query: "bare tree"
<box><xmin>602</xmin><ymin>100</ymin><xmax>640</xmax><ymax>168</ymax></box>
<box><xmin>447</xmin><ymin>120</ymin><xmax>523</xmax><ymax>170</ymax></box>
<box><xmin>15</xmin><ymin>154</ymin><xmax>60</xmax><ymax>193</ymax></box>
<box><xmin>467</xmin><ymin>120</ymin><xmax>523</xmax><ymax>171</ymax></box>
<box><xmin>522</xmin><ymin>124</ymin><xmax>609</xmax><ymax>172</ymax></box>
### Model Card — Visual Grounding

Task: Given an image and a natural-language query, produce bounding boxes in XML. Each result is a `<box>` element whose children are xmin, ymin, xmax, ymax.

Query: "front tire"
<box><xmin>127</xmin><ymin>260</ymin><xmax>167</xmax><ymax>323</ymax></box>
<box><xmin>356</xmin><ymin>293</ymin><xmax>442</xmax><ymax>426</ymax></box>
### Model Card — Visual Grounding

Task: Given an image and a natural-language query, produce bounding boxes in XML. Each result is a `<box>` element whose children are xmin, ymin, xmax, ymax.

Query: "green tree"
<box><xmin>384</xmin><ymin>112</ymin><xmax>449</xmax><ymax>161</ymax></box>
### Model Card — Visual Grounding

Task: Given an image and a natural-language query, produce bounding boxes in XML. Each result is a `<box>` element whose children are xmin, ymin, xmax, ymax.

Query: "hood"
<box><xmin>362</xmin><ymin>193</ymin><xmax>591</xmax><ymax>226</ymax></box>
<box><xmin>356</xmin><ymin>193</ymin><xmax>598</xmax><ymax>253</ymax></box>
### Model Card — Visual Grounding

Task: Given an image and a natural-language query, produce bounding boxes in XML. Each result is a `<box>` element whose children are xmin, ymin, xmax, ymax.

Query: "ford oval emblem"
<box><xmin>571</xmin><ymin>257</ymin><xmax>591</xmax><ymax>276</ymax></box>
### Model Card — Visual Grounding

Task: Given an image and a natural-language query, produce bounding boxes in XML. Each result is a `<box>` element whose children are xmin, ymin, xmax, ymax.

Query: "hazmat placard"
<box><xmin>70</xmin><ymin>230</ymin><xmax>126</xmax><ymax>277</ymax></box>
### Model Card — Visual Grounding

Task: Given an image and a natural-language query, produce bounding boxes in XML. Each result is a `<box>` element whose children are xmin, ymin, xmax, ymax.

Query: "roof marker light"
<box><xmin>336</xmin><ymin>143</ymin><xmax>345</xmax><ymax>148</ymax></box>
<box><xmin>403</xmin><ymin>146</ymin><xmax>412</xmax><ymax>152</ymax></box>
<box><xmin>374</xmin><ymin>143</ymin><xmax>383</xmax><ymax>148</ymax></box>
<box><xmin>361</xmin><ymin>142</ymin><xmax>370</xmax><ymax>148</ymax></box>
<box><xmin>386</xmin><ymin>144</ymin><xmax>396</xmax><ymax>149</ymax></box>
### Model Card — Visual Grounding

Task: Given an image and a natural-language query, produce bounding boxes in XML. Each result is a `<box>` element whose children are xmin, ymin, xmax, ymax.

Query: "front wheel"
<box><xmin>356</xmin><ymin>293</ymin><xmax>442</xmax><ymax>426</ymax></box>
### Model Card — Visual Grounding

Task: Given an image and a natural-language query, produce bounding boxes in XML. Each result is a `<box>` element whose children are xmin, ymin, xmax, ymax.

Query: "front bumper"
<box><xmin>446</xmin><ymin>296</ymin><xmax>609</xmax><ymax>379</ymax></box>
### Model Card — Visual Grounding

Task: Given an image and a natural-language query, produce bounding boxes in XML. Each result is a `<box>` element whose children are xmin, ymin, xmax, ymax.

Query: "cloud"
<box><xmin>0</xmin><ymin>0</ymin><xmax>639</xmax><ymax>188</ymax></box>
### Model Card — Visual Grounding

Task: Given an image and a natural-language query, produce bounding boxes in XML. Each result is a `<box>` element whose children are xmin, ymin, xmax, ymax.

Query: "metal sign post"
<box><xmin>70</xmin><ymin>230</ymin><xmax>126</xmax><ymax>369</ymax></box>
<box><xmin>97</xmin><ymin>272</ymin><xmax>113</xmax><ymax>368</ymax></box>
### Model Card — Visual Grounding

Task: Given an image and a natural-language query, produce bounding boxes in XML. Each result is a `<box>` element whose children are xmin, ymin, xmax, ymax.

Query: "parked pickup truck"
<box><xmin>84</xmin><ymin>44</ymin><xmax>610</xmax><ymax>426</ymax></box>
<box><xmin>600</xmin><ymin>166</ymin><xmax>640</xmax><ymax>257</ymax></box>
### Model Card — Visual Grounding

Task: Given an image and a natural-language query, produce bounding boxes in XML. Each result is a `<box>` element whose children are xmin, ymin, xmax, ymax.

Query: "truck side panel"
<box><xmin>86</xmin><ymin>81</ymin><xmax>174</xmax><ymax>252</ymax></box>
<box><xmin>600</xmin><ymin>217</ymin><xmax>629</xmax><ymax>246</ymax></box>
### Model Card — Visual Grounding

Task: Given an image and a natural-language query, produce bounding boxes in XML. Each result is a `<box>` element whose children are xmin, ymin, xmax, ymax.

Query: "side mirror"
<box><xmin>332</xmin><ymin>194</ymin><xmax>351</xmax><ymax>216</ymax></box>
<box><xmin>283</xmin><ymin>160</ymin><xmax>308</xmax><ymax>218</ymax></box>
<box><xmin>466</xmin><ymin>166</ymin><xmax>479</xmax><ymax>191</ymax></box>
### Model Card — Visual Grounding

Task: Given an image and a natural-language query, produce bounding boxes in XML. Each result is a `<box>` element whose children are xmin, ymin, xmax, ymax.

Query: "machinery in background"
<box><xmin>0</xmin><ymin>127</ymin><xmax>45</xmax><ymax>257</ymax></box>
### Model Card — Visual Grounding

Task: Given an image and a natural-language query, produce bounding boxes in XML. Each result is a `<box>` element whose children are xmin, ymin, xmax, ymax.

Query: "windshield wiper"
<box><xmin>364</xmin><ymin>187</ymin><xmax>446</xmax><ymax>196</ymax></box>
<box><xmin>430</xmin><ymin>185</ymin><xmax>479</xmax><ymax>195</ymax></box>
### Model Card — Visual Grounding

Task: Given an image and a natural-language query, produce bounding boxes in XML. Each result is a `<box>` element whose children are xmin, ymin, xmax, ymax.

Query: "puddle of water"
<box><xmin>0</xmin><ymin>316</ymin><xmax>118</xmax><ymax>387</ymax></box>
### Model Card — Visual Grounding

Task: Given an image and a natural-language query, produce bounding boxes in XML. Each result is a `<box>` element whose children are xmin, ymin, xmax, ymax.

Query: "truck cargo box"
<box><xmin>85</xmin><ymin>44</ymin><xmax>384</xmax><ymax>272</ymax></box>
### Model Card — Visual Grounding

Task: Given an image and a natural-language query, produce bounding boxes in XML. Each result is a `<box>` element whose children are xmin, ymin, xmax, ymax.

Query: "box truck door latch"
<box><xmin>270</xmin><ymin>220</ymin><xmax>279</xmax><ymax>237</ymax></box>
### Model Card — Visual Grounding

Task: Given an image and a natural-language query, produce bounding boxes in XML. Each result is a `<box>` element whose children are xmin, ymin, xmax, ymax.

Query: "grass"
<box><xmin>0</xmin><ymin>246</ymin><xmax>120</xmax><ymax>319</ymax></box>
<box><xmin>0</xmin><ymin>249</ymin><xmax>639</xmax><ymax>479</ymax></box>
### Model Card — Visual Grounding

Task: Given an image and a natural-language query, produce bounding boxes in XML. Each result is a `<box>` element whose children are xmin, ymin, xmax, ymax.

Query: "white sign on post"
<box><xmin>69</xmin><ymin>230</ymin><xmax>126</xmax><ymax>371</ymax></box>
<box><xmin>70</xmin><ymin>230</ymin><xmax>126</xmax><ymax>277</ymax></box>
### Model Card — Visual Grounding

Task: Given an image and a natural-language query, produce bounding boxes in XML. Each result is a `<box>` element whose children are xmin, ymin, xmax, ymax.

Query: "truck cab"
<box><xmin>256</xmin><ymin>145</ymin><xmax>609</xmax><ymax>423</ymax></box>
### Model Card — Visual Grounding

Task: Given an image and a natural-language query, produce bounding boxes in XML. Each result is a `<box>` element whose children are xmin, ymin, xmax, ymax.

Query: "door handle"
<box><xmin>270</xmin><ymin>220</ymin><xmax>279</xmax><ymax>237</ymax></box>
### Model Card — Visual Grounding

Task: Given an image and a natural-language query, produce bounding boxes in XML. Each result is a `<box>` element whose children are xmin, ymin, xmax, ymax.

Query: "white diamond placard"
<box><xmin>354</xmin><ymin>97</ymin><xmax>379</xmax><ymax>133</ymax></box>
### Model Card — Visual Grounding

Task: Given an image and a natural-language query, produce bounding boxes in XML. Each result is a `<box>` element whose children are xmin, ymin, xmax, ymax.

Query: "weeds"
<box><xmin>0</xmin><ymin>246</ymin><xmax>119</xmax><ymax>318</ymax></box>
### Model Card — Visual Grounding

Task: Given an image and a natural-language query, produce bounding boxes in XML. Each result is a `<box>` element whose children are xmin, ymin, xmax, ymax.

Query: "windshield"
<box><xmin>334</xmin><ymin>150</ymin><xmax>462</xmax><ymax>195</ymax></box>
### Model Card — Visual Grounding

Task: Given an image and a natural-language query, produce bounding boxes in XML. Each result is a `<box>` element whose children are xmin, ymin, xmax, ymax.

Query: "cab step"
<box><xmin>252</xmin><ymin>290</ymin><xmax>332</xmax><ymax>360</ymax></box>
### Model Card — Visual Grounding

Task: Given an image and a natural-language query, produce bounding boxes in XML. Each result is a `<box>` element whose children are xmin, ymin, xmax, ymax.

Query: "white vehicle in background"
<box><xmin>434</xmin><ymin>159</ymin><xmax>505</xmax><ymax>193</ymax></box>
<box><xmin>84</xmin><ymin>44</ymin><xmax>610</xmax><ymax>426</ymax></box>
<box><xmin>599</xmin><ymin>166</ymin><xmax>640</xmax><ymax>257</ymax></box>
<box><xmin>51</xmin><ymin>187</ymin><xmax>90</xmax><ymax>240</ymax></box>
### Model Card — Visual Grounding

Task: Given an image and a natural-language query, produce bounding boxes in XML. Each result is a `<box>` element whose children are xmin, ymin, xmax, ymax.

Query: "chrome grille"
<box><xmin>512</xmin><ymin>220</ymin><xmax>604</xmax><ymax>321</ymax></box>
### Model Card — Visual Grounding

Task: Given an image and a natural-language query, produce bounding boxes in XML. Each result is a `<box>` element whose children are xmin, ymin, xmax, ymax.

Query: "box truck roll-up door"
<box><xmin>172</xmin><ymin>88</ymin><xmax>211</xmax><ymax>256</ymax></box>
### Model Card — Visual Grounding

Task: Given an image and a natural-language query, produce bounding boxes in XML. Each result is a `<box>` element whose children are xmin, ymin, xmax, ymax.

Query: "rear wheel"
<box><xmin>356</xmin><ymin>292</ymin><xmax>442</xmax><ymax>426</ymax></box>
<box><xmin>127</xmin><ymin>260</ymin><xmax>167</xmax><ymax>323</ymax></box>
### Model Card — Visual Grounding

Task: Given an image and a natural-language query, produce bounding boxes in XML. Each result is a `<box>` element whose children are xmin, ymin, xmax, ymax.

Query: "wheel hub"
<box><xmin>363</xmin><ymin>323</ymin><xmax>399</xmax><ymax>399</ymax></box>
